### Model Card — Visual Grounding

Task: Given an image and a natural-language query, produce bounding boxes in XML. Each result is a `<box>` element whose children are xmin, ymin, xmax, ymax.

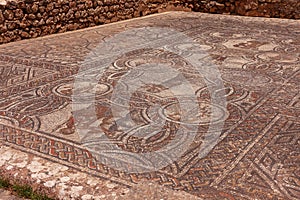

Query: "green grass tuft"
<box><xmin>13</xmin><ymin>184</ymin><xmax>33</xmax><ymax>198</ymax></box>
<box><xmin>0</xmin><ymin>178</ymin><xmax>11</xmax><ymax>188</ymax></box>
<box><xmin>0</xmin><ymin>177</ymin><xmax>53</xmax><ymax>200</ymax></box>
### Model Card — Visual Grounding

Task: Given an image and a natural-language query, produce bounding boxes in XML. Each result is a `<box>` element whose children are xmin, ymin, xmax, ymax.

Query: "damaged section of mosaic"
<box><xmin>0</xmin><ymin>145</ymin><xmax>203</xmax><ymax>200</ymax></box>
<box><xmin>0</xmin><ymin>146</ymin><xmax>130</xmax><ymax>199</ymax></box>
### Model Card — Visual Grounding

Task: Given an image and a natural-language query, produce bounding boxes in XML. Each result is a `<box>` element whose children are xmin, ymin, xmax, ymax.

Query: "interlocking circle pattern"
<box><xmin>72</xmin><ymin>27</ymin><xmax>227</xmax><ymax>173</ymax></box>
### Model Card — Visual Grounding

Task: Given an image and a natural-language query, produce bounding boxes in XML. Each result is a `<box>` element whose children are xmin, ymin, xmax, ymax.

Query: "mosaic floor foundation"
<box><xmin>0</xmin><ymin>12</ymin><xmax>299</xmax><ymax>200</ymax></box>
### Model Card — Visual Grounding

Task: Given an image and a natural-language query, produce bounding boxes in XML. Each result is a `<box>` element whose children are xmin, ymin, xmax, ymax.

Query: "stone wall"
<box><xmin>0</xmin><ymin>0</ymin><xmax>299</xmax><ymax>44</ymax></box>
<box><xmin>193</xmin><ymin>0</ymin><xmax>300</xmax><ymax>19</ymax></box>
<box><xmin>0</xmin><ymin>0</ymin><xmax>191</xmax><ymax>43</ymax></box>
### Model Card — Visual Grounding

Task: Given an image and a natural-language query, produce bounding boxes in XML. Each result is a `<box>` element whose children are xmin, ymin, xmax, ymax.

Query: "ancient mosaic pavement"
<box><xmin>0</xmin><ymin>12</ymin><xmax>299</xmax><ymax>199</ymax></box>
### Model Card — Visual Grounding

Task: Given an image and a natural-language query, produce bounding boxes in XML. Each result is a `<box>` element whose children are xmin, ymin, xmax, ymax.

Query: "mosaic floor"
<box><xmin>0</xmin><ymin>12</ymin><xmax>299</xmax><ymax>200</ymax></box>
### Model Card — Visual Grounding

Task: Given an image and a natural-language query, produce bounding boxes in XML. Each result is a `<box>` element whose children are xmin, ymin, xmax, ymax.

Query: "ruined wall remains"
<box><xmin>0</xmin><ymin>0</ymin><xmax>299</xmax><ymax>44</ymax></box>
<box><xmin>193</xmin><ymin>0</ymin><xmax>299</xmax><ymax>19</ymax></box>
